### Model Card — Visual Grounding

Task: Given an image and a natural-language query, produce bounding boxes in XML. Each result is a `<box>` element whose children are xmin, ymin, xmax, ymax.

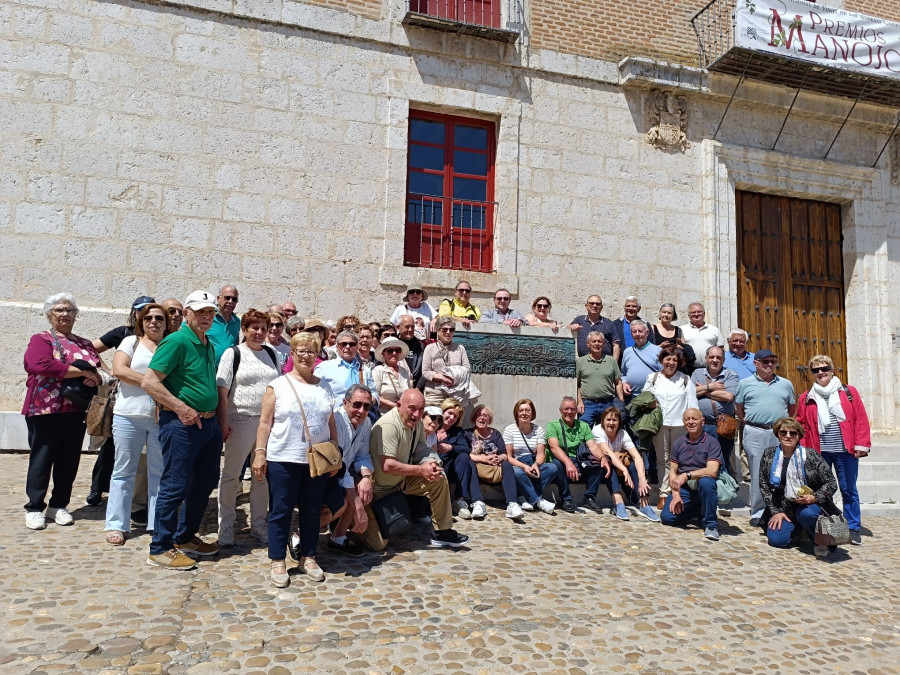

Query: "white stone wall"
<box><xmin>1</xmin><ymin>0</ymin><xmax>897</xmax><ymax>433</ymax></box>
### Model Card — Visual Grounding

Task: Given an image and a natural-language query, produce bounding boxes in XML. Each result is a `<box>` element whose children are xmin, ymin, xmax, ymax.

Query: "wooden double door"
<box><xmin>736</xmin><ymin>191</ymin><xmax>848</xmax><ymax>396</ymax></box>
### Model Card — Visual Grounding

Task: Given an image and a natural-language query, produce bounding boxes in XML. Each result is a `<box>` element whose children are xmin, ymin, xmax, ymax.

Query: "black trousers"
<box><xmin>25</xmin><ymin>412</ymin><xmax>87</xmax><ymax>512</ymax></box>
<box><xmin>89</xmin><ymin>436</ymin><xmax>115</xmax><ymax>495</ymax></box>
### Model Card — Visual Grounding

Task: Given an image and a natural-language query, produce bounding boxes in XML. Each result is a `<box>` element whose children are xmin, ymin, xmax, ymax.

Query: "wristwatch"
<box><xmin>687</xmin><ymin>472</ymin><xmax>693</xmax><ymax>481</ymax></box>
<box><xmin>359</xmin><ymin>474</ymin><xmax>372</xmax><ymax>481</ymax></box>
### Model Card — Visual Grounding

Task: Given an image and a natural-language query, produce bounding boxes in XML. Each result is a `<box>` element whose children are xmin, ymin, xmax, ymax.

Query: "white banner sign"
<box><xmin>734</xmin><ymin>0</ymin><xmax>900</xmax><ymax>81</ymax></box>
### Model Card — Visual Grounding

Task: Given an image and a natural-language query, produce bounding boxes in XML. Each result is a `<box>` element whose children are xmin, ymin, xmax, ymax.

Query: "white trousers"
<box><xmin>217</xmin><ymin>414</ymin><xmax>268</xmax><ymax>532</ymax></box>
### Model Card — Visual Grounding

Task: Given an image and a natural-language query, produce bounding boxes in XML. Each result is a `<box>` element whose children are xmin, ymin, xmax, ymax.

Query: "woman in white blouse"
<box><xmin>104</xmin><ymin>304</ymin><xmax>170</xmax><ymax>546</ymax></box>
<box><xmin>215</xmin><ymin>309</ymin><xmax>281</xmax><ymax>547</ymax></box>
<box><xmin>372</xmin><ymin>337</ymin><xmax>412</xmax><ymax>414</ymax></box>
<box><xmin>643</xmin><ymin>346</ymin><xmax>698</xmax><ymax>508</ymax></box>
<box><xmin>253</xmin><ymin>332</ymin><xmax>337</xmax><ymax>588</ymax></box>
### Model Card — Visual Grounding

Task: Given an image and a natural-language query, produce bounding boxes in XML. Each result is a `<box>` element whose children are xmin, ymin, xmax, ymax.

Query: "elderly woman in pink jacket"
<box><xmin>795</xmin><ymin>354</ymin><xmax>871</xmax><ymax>547</ymax></box>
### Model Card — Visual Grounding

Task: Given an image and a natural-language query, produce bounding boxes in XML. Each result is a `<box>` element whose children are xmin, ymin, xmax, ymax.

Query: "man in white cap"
<box><xmin>390</xmin><ymin>286</ymin><xmax>435</xmax><ymax>340</ymax></box>
<box><xmin>141</xmin><ymin>290</ymin><xmax>223</xmax><ymax>570</ymax></box>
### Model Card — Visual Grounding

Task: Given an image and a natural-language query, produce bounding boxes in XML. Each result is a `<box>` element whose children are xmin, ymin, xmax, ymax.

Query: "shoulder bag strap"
<box><xmin>519</xmin><ymin>427</ymin><xmax>532</xmax><ymax>453</ymax></box>
<box><xmin>558</xmin><ymin>418</ymin><xmax>568</xmax><ymax>451</ymax></box>
<box><xmin>706</xmin><ymin>375</ymin><xmax>719</xmax><ymax>418</ymax></box>
<box><xmin>632</xmin><ymin>346</ymin><xmax>656</xmax><ymax>372</ymax></box>
<box><xmin>284</xmin><ymin>376</ymin><xmax>313</xmax><ymax>444</ymax></box>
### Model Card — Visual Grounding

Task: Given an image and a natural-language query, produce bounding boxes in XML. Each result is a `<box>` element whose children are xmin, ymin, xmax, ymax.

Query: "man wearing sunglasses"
<box><xmin>479</xmin><ymin>288</ymin><xmax>525</xmax><ymax>327</ymax></box>
<box><xmin>323</xmin><ymin>385</ymin><xmax>377</xmax><ymax>558</ymax></box>
<box><xmin>735</xmin><ymin>349</ymin><xmax>797</xmax><ymax>527</ymax></box>
<box><xmin>313</xmin><ymin>330</ymin><xmax>378</xmax><ymax>410</ymax></box>
<box><xmin>437</xmin><ymin>281</ymin><xmax>481</xmax><ymax>328</ymax></box>
<box><xmin>207</xmin><ymin>284</ymin><xmax>240</xmax><ymax>365</ymax></box>
<box><xmin>568</xmin><ymin>295</ymin><xmax>620</xmax><ymax>360</ymax></box>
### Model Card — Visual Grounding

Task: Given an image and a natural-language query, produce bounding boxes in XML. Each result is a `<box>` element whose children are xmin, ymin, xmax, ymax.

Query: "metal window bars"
<box><xmin>406</xmin><ymin>193</ymin><xmax>496</xmax><ymax>272</ymax></box>
<box><xmin>690</xmin><ymin>0</ymin><xmax>736</xmax><ymax>70</ymax></box>
<box><xmin>405</xmin><ymin>0</ymin><xmax>524</xmax><ymax>38</ymax></box>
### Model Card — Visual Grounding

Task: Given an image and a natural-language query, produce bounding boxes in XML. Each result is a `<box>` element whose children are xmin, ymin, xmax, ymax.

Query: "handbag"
<box><xmin>284</xmin><ymin>376</ymin><xmax>342</xmax><ymax>478</ymax></box>
<box><xmin>814</xmin><ymin>513</ymin><xmax>851</xmax><ymax>546</ymax></box>
<box><xmin>708</xmin><ymin>384</ymin><xmax>737</xmax><ymax>440</ymax></box>
<box><xmin>687</xmin><ymin>470</ymin><xmax>739</xmax><ymax>506</ymax></box>
<box><xmin>371</xmin><ymin>490</ymin><xmax>413</xmax><ymax>539</ymax></box>
<box><xmin>86</xmin><ymin>380</ymin><xmax>118</xmax><ymax>437</ymax></box>
<box><xmin>475</xmin><ymin>463</ymin><xmax>503</xmax><ymax>482</ymax></box>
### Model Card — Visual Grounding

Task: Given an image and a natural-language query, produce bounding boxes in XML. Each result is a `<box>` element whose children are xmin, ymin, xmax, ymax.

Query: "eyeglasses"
<box><xmin>271</xmin><ymin>322</ymin><xmax>283</xmax><ymax>328</ymax></box>
<box><xmin>167</xmin><ymin>308</ymin><xmax>183</xmax><ymax>315</ymax></box>
<box><xmin>586</xmin><ymin>301</ymin><xmax>602</xmax><ymax>306</ymax></box>
<box><xmin>495</xmin><ymin>296</ymin><xmax>510</xmax><ymax>301</ymax></box>
<box><xmin>338</xmin><ymin>341</ymin><xmax>357</xmax><ymax>348</ymax></box>
<box><xmin>349</xmin><ymin>401</ymin><xmax>372</xmax><ymax>411</ymax></box>
<box><xmin>456</xmin><ymin>288</ymin><xmax>471</xmax><ymax>294</ymax></box>
<box><xmin>778</xmin><ymin>429</ymin><xmax>800</xmax><ymax>438</ymax></box>
<box><xmin>222</xmin><ymin>295</ymin><xmax>238</xmax><ymax>301</ymax></box>
<box><xmin>810</xmin><ymin>366</ymin><xmax>832</xmax><ymax>374</ymax></box>
<box><xmin>536</xmin><ymin>304</ymin><xmax>550</xmax><ymax>309</ymax></box>
<box><xmin>383</xmin><ymin>347</ymin><xmax>402</xmax><ymax>354</ymax></box>
<box><xmin>438</xmin><ymin>327</ymin><xmax>455</xmax><ymax>333</ymax></box>
<box><xmin>52</xmin><ymin>308</ymin><xmax>77</xmax><ymax>315</ymax></box>
<box><xmin>294</xmin><ymin>349</ymin><xmax>317</xmax><ymax>356</ymax></box>
<box><xmin>143</xmin><ymin>315</ymin><xmax>166</xmax><ymax>323</ymax></box>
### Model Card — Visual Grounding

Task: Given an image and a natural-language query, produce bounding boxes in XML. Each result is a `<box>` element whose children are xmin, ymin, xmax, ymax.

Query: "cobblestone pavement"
<box><xmin>1</xmin><ymin>453</ymin><xmax>898</xmax><ymax>675</ymax></box>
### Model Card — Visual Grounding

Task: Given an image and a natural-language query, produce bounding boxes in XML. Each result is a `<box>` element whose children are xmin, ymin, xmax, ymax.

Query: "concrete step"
<box><xmin>725</xmin><ymin>502</ymin><xmax>900</xmax><ymax>518</ymax></box>
<box><xmin>856</xmin><ymin>461</ymin><xmax>900</xmax><ymax>482</ymax></box>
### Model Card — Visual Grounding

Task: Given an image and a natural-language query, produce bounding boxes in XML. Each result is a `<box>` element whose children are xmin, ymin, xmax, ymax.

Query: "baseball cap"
<box><xmin>424</xmin><ymin>406</ymin><xmax>443</xmax><ymax>417</ymax></box>
<box><xmin>131</xmin><ymin>295</ymin><xmax>155</xmax><ymax>311</ymax></box>
<box><xmin>754</xmin><ymin>349</ymin><xmax>777</xmax><ymax>360</ymax></box>
<box><xmin>184</xmin><ymin>290</ymin><xmax>217</xmax><ymax>311</ymax></box>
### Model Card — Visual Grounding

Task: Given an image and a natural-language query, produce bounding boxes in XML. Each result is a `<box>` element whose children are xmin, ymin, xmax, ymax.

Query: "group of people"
<box><xmin>21</xmin><ymin>281</ymin><xmax>873</xmax><ymax>587</ymax></box>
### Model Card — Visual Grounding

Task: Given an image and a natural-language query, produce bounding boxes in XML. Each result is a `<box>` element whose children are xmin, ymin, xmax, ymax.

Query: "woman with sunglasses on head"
<box><xmin>524</xmin><ymin>296</ymin><xmax>560</xmax><ymax>332</ymax></box>
<box><xmin>104</xmin><ymin>303</ymin><xmax>170</xmax><ymax>545</ymax></box>
<box><xmin>422</xmin><ymin>316</ymin><xmax>472</xmax><ymax>406</ymax></box>
<box><xmin>795</xmin><ymin>354</ymin><xmax>871</xmax><ymax>546</ymax></box>
<box><xmin>372</xmin><ymin>337</ymin><xmax>412</xmax><ymax>415</ymax></box>
<box><xmin>266</xmin><ymin>312</ymin><xmax>290</xmax><ymax>369</ymax></box>
<box><xmin>760</xmin><ymin>417</ymin><xmax>841</xmax><ymax>557</ymax></box>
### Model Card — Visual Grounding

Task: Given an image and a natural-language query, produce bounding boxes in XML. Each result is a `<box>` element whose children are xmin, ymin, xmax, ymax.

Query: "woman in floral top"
<box><xmin>22</xmin><ymin>293</ymin><xmax>103</xmax><ymax>530</ymax></box>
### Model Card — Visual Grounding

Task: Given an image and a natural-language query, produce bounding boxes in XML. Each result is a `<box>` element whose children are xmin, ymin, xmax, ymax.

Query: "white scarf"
<box><xmin>811</xmin><ymin>375</ymin><xmax>846</xmax><ymax>433</ymax></box>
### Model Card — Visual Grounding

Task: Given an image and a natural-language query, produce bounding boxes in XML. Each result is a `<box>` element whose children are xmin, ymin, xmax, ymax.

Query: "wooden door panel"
<box><xmin>736</xmin><ymin>190</ymin><xmax>846</xmax><ymax>397</ymax></box>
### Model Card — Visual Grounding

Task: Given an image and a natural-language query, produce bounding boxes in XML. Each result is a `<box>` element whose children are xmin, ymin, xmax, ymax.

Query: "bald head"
<box><xmin>397</xmin><ymin>389</ymin><xmax>425</xmax><ymax>428</ymax></box>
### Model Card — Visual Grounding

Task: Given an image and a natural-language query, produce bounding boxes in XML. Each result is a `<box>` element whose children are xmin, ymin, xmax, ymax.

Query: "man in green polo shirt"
<box><xmin>206</xmin><ymin>284</ymin><xmax>240</xmax><ymax>364</ymax></box>
<box><xmin>576</xmin><ymin>332</ymin><xmax>626</xmax><ymax>427</ymax></box>
<box><xmin>545</xmin><ymin>396</ymin><xmax>612</xmax><ymax>513</ymax></box>
<box><xmin>142</xmin><ymin>290</ymin><xmax>223</xmax><ymax>570</ymax></box>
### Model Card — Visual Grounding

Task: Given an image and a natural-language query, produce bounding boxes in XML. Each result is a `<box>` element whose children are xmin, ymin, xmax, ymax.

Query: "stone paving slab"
<box><xmin>1</xmin><ymin>453</ymin><xmax>898</xmax><ymax>674</ymax></box>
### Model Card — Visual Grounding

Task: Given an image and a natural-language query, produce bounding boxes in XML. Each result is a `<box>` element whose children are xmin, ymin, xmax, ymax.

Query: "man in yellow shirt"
<box><xmin>438</xmin><ymin>281</ymin><xmax>481</xmax><ymax>328</ymax></box>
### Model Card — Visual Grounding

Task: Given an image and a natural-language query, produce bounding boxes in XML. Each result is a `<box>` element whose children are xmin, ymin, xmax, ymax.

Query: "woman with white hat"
<box><xmin>389</xmin><ymin>287</ymin><xmax>434</xmax><ymax>340</ymax></box>
<box><xmin>372</xmin><ymin>337</ymin><xmax>412</xmax><ymax>414</ymax></box>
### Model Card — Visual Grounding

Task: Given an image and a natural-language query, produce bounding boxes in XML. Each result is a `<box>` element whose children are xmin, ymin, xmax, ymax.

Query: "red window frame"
<box><xmin>408</xmin><ymin>0</ymin><xmax>501</xmax><ymax>29</ymax></box>
<box><xmin>404</xmin><ymin>110</ymin><xmax>496</xmax><ymax>272</ymax></box>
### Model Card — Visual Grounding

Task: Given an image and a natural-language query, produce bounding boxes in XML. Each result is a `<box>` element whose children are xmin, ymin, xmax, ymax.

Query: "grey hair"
<box><xmin>434</xmin><ymin>316</ymin><xmax>456</xmax><ymax>332</ymax></box>
<box><xmin>630</xmin><ymin>319</ymin><xmax>648</xmax><ymax>331</ymax></box>
<box><xmin>344</xmin><ymin>384</ymin><xmax>373</xmax><ymax>402</ymax></box>
<box><xmin>337</xmin><ymin>330</ymin><xmax>359</xmax><ymax>343</ymax></box>
<box><xmin>43</xmin><ymin>293</ymin><xmax>79</xmax><ymax>320</ymax></box>
<box><xmin>706</xmin><ymin>344</ymin><xmax>725</xmax><ymax>357</ymax></box>
<box><xmin>729</xmin><ymin>328</ymin><xmax>749</xmax><ymax>340</ymax></box>
<box><xmin>659</xmin><ymin>302</ymin><xmax>678</xmax><ymax>322</ymax></box>
<box><xmin>286</xmin><ymin>316</ymin><xmax>305</xmax><ymax>331</ymax></box>
<box><xmin>587</xmin><ymin>330</ymin><xmax>606</xmax><ymax>342</ymax></box>
<box><xmin>559</xmin><ymin>396</ymin><xmax>577</xmax><ymax>409</ymax></box>
<box><xmin>625</xmin><ymin>295</ymin><xmax>641</xmax><ymax>306</ymax></box>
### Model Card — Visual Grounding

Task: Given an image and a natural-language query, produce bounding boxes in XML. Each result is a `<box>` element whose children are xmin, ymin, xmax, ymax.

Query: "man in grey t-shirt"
<box><xmin>691</xmin><ymin>345</ymin><xmax>739</xmax><ymax>477</ymax></box>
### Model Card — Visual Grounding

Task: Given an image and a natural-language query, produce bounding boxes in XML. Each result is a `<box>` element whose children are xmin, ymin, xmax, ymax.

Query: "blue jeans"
<box><xmin>512</xmin><ymin>454</ymin><xmax>559</xmax><ymax>505</ymax></box>
<box><xmin>106</xmin><ymin>414</ymin><xmax>163</xmax><ymax>533</ymax></box>
<box><xmin>766</xmin><ymin>503</ymin><xmax>823</xmax><ymax>547</ymax></box>
<box><xmin>552</xmin><ymin>456</ymin><xmax>605</xmax><ymax>502</ymax></box>
<box><xmin>660</xmin><ymin>476</ymin><xmax>718</xmax><ymax>529</ymax></box>
<box><xmin>821</xmin><ymin>452</ymin><xmax>860</xmax><ymax>530</ymax></box>
<box><xmin>149</xmin><ymin>412</ymin><xmax>222</xmax><ymax>556</ymax></box>
<box><xmin>580</xmin><ymin>397</ymin><xmax>627</xmax><ymax>428</ymax></box>
<box><xmin>267</xmin><ymin>461</ymin><xmax>327</xmax><ymax>560</ymax></box>
<box><xmin>702</xmin><ymin>424</ymin><xmax>735</xmax><ymax>477</ymax></box>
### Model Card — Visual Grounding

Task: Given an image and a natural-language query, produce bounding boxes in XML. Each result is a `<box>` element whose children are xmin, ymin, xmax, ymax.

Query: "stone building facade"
<box><xmin>0</xmin><ymin>0</ymin><xmax>898</xmax><ymax>438</ymax></box>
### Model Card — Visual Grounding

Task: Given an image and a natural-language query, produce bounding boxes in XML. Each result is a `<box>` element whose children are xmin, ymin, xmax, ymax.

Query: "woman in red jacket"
<box><xmin>795</xmin><ymin>354</ymin><xmax>871</xmax><ymax>546</ymax></box>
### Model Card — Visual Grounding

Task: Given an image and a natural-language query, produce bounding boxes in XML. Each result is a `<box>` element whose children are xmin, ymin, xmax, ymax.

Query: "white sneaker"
<box><xmin>537</xmin><ymin>499</ymin><xmax>555</xmax><ymax>514</ymax></box>
<box><xmin>25</xmin><ymin>511</ymin><xmax>46</xmax><ymax>530</ymax></box>
<box><xmin>250</xmin><ymin>527</ymin><xmax>268</xmax><ymax>544</ymax></box>
<box><xmin>218</xmin><ymin>526</ymin><xmax>235</xmax><ymax>547</ymax></box>
<box><xmin>454</xmin><ymin>499</ymin><xmax>472</xmax><ymax>520</ymax></box>
<box><xmin>471</xmin><ymin>501</ymin><xmax>487</xmax><ymax>519</ymax></box>
<box><xmin>520</xmin><ymin>501</ymin><xmax>534</xmax><ymax>512</ymax></box>
<box><xmin>506</xmin><ymin>502</ymin><xmax>525</xmax><ymax>520</ymax></box>
<box><xmin>46</xmin><ymin>507</ymin><xmax>73</xmax><ymax>526</ymax></box>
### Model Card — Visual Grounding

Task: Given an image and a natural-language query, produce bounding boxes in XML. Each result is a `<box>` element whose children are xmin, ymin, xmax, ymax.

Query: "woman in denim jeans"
<box><xmin>503</xmin><ymin>398</ymin><xmax>558</xmax><ymax>514</ymax></box>
<box><xmin>104</xmin><ymin>303</ymin><xmax>170</xmax><ymax>545</ymax></box>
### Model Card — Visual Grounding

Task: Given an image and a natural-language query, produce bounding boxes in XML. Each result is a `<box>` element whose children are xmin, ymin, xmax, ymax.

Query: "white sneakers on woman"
<box><xmin>506</xmin><ymin>502</ymin><xmax>525</xmax><ymax>519</ymax></box>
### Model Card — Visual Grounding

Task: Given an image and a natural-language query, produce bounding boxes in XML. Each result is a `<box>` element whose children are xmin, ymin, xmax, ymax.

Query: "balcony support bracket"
<box><xmin>713</xmin><ymin>51</ymin><xmax>752</xmax><ymax>141</ymax></box>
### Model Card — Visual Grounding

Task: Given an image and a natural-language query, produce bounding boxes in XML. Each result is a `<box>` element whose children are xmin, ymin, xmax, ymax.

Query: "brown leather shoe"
<box><xmin>657</xmin><ymin>497</ymin><xmax>666</xmax><ymax>510</ymax></box>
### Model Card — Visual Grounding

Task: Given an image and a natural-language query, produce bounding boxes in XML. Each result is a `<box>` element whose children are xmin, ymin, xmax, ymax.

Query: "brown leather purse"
<box><xmin>284</xmin><ymin>376</ymin><xmax>342</xmax><ymax>478</ymax></box>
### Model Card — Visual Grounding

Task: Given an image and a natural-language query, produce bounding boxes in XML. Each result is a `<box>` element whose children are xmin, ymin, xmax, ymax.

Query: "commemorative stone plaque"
<box><xmin>454</xmin><ymin>332</ymin><xmax>575</xmax><ymax>378</ymax></box>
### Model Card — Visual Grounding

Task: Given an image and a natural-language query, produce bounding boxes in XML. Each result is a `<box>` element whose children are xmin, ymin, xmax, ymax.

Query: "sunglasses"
<box><xmin>167</xmin><ymin>308</ymin><xmax>183</xmax><ymax>315</ymax></box>
<box><xmin>271</xmin><ymin>322</ymin><xmax>283</xmax><ymax>328</ymax></box>
<box><xmin>383</xmin><ymin>347</ymin><xmax>402</xmax><ymax>354</ymax></box>
<box><xmin>810</xmin><ymin>366</ymin><xmax>832</xmax><ymax>374</ymax></box>
<box><xmin>456</xmin><ymin>288</ymin><xmax>471</xmax><ymax>294</ymax></box>
<box><xmin>536</xmin><ymin>304</ymin><xmax>550</xmax><ymax>309</ymax></box>
<box><xmin>338</xmin><ymin>341</ymin><xmax>357</xmax><ymax>348</ymax></box>
<box><xmin>143</xmin><ymin>315</ymin><xmax>167</xmax><ymax>323</ymax></box>
<box><xmin>439</xmin><ymin>328</ymin><xmax>455</xmax><ymax>333</ymax></box>
<box><xmin>350</xmin><ymin>401</ymin><xmax>372</xmax><ymax>411</ymax></box>
<box><xmin>778</xmin><ymin>429</ymin><xmax>800</xmax><ymax>437</ymax></box>
<box><xmin>759</xmin><ymin>360</ymin><xmax>778</xmax><ymax>366</ymax></box>
<box><xmin>428</xmin><ymin>415</ymin><xmax>444</xmax><ymax>423</ymax></box>
<box><xmin>495</xmin><ymin>296</ymin><xmax>510</xmax><ymax>301</ymax></box>
<box><xmin>283</xmin><ymin>309</ymin><xmax>297</xmax><ymax>315</ymax></box>
<box><xmin>222</xmin><ymin>295</ymin><xmax>238</xmax><ymax>301</ymax></box>
<box><xmin>586</xmin><ymin>301</ymin><xmax>602</xmax><ymax>306</ymax></box>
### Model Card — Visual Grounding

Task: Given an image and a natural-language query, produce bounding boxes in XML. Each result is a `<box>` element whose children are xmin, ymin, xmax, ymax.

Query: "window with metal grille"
<box><xmin>408</xmin><ymin>0</ymin><xmax>500</xmax><ymax>29</ymax></box>
<box><xmin>404</xmin><ymin>110</ymin><xmax>496</xmax><ymax>272</ymax></box>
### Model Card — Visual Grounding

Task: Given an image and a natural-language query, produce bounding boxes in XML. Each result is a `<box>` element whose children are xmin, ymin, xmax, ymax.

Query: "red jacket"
<box><xmin>796</xmin><ymin>385</ymin><xmax>871</xmax><ymax>454</ymax></box>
